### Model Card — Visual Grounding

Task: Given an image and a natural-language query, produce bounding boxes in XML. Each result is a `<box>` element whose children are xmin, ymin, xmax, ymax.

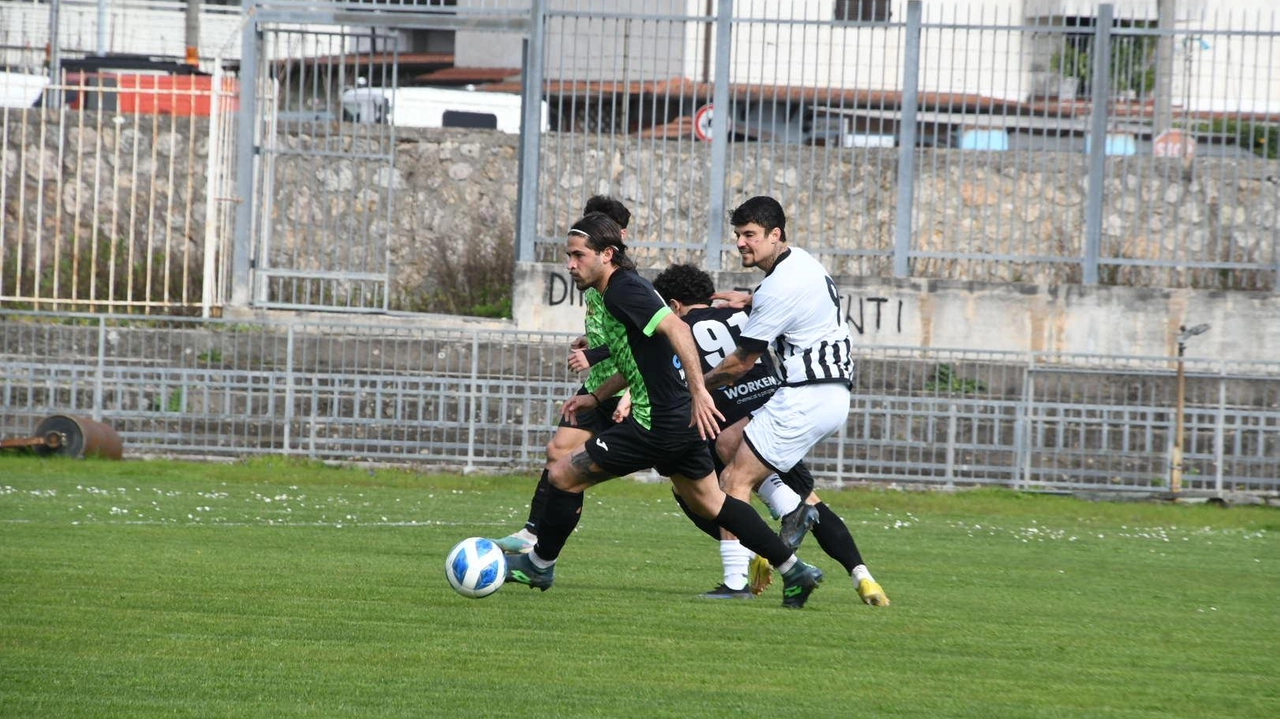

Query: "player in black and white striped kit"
<box><xmin>653</xmin><ymin>263</ymin><xmax>882</xmax><ymax>601</ymax></box>
<box><xmin>705</xmin><ymin>196</ymin><xmax>889</xmax><ymax>607</ymax></box>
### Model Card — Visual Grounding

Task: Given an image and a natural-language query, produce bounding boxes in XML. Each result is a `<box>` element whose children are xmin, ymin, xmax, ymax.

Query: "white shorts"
<box><xmin>742</xmin><ymin>383</ymin><xmax>851</xmax><ymax>473</ymax></box>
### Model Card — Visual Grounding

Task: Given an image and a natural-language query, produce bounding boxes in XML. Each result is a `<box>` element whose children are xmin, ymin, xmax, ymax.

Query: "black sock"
<box><xmin>672</xmin><ymin>489</ymin><xmax>721</xmax><ymax>541</ymax></box>
<box><xmin>812</xmin><ymin>502</ymin><xmax>864</xmax><ymax>574</ymax></box>
<box><xmin>714</xmin><ymin>495</ymin><xmax>791</xmax><ymax>566</ymax></box>
<box><xmin>531</xmin><ymin>483</ymin><xmax>584</xmax><ymax>562</ymax></box>
<box><xmin>524</xmin><ymin>469</ymin><xmax>551</xmax><ymax>533</ymax></box>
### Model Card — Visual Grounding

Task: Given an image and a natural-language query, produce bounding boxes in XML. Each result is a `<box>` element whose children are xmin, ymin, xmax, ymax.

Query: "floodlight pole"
<box><xmin>1170</xmin><ymin>323</ymin><xmax>1210</xmax><ymax>494</ymax></box>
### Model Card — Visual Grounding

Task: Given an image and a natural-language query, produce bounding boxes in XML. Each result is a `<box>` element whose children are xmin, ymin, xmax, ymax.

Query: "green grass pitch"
<box><xmin>1</xmin><ymin>456</ymin><xmax>1277</xmax><ymax>718</ymax></box>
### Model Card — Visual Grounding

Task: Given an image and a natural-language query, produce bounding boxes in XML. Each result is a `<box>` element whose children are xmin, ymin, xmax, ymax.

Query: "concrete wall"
<box><xmin>512</xmin><ymin>261</ymin><xmax>1278</xmax><ymax>361</ymax></box>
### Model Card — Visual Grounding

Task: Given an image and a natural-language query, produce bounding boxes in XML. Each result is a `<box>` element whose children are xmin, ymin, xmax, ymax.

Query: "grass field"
<box><xmin>1</xmin><ymin>456</ymin><xmax>1277</xmax><ymax>718</ymax></box>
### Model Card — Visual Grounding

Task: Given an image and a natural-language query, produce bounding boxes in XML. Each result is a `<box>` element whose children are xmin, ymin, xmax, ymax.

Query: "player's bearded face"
<box><xmin>733</xmin><ymin>222</ymin><xmax>780</xmax><ymax>269</ymax></box>
<box><xmin>566</xmin><ymin>234</ymin><xmax>606</xmax><ymax>290</ymax></box>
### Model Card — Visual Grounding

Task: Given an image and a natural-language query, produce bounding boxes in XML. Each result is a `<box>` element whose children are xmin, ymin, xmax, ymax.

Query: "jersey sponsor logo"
<box><xmin>595</xmin><ymin>437</ymin><xmax>609</xmax><ymax>452</ymax></box>
<box><xmin>722</xmin><ymin>375</ymin><xmax>781</xmax><ymax>399</ymax></box>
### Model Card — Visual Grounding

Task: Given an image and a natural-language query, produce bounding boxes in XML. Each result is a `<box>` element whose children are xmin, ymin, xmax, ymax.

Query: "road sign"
<box><xmin>694</xmin><ymin>103</ymin><xmax>715</xmax><ymax>142</ymax></box>
<box><xmin>1153</xmin><ymin>129</ymin><xmax>1196</xmax><ymax>159</ymax></box>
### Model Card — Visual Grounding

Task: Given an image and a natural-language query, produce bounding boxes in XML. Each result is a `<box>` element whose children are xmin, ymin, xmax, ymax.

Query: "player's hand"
<box><xmin>570</xmin><ymin>335</ymin><xmax>588</xmax><ymax>351</ymax></box>
<box><xmin>561</xmin><ymin>394</ymin><xmax>595</xmax><ymax>425</ymax></box>
<box><xmin>612</xmin><ymin>392</ymin><xmax>632</xmax><ymax>423</ymax></box>
<box><xmin>711</xmin><ymin>290</ymin><xmax>752</xmax><ymax>309</ymax></box>
<box><xmin>567</xmin><ymin>348</ymin><xmax>591</xmax><ymax>372</ymax></box>
<box><xmin>689</xmin><ymin>387</ymin><xmax>724</xmax><ymax>441</ymax></box>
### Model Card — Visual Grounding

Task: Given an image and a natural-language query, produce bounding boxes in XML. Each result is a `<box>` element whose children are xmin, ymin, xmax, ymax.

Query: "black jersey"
<box><xmin>683</xmin><ymin>305</ymin><xmax>782</xmax><ymax>426</ymax></box>
<box><xmin>599</xmin><ymin>268</ymin><xmax>695</xmax><ymax>435</ymax></box>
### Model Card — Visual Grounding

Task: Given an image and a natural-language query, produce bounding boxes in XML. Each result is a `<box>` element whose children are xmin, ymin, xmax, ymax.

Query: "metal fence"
<box><xmin>526</xmin><ymin>1</ymin><xmax>1280</xmax><ymax>290</ymax></box>
<box><xmin>4</xmin><ymin>1</ymin><xmax>1279</xmax><ymax>314</ymax></box>
<box><xmin>1</xmin><ymin>67</ymin><xmax>239</xmax><ymax>315</ymax></box>
<box><xmin>3</xmin><ymin>310</ymin><xmax>1276</xmax><ymax>495</ymax></box>
<box><xmin>3</xmin><ymin>3</ymin><xmax>1278</xmax><ymax>493</ymax></box>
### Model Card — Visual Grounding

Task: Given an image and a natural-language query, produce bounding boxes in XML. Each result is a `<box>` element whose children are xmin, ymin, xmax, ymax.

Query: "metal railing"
<box><xmin>4</xmin><ymin>1</ymin><xmax>1278</xmax><ymax>314</ymax></box>
<box><xmin>1</xmin><ymin>69</ymin><xmax>239</xmax><ymax>315</ymax></box>
<box><xmin>3</xmin><ymin>310</ymin><xmax>1276</xmax><ymax>495</ymax></box>
<box><xmin>526</xmin><ymin>1</ymin><xmax>1280</xmax><ymax>289</ymax></box>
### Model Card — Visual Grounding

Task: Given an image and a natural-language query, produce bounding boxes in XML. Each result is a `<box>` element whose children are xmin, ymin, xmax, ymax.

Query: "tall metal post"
<box><xmin>185</xmin><ymin>0</ymin><xmax>201</xmax><ymax>66</ymax></box>
<box><xmin>703</xmin><ymin>0</ymin><xmax>733</xmax><ymax>270</ymax></box>
<box><xmin>1171</xmin><ymin>323</ymin><xmax>1209</xmax><ymax>494</ymax></box>
<box><xmin>1082</xmin><ymin>4</ymin><xmax>1113</xmax><ymax>286</ymax></box>
<box><xmin>1152</xmin><ymin>0</ymin><xmax>1177</xmax><ymax>137</ymax></box>
<box><xmin>515</xmin><ymin>0</ymin><xmax>546</xmax><ymax>263</ymax></box>
<box><xmin>892</xmin><ymin>0</ymin><xmax>923</xmax><ymax>278</ymax></box>
<box><xmin>230</xmin><ymin>0</ymin><xmax>260</xmax><ymax>307</ymax></box>
<box><xmin>97</xmin><ymin>0</ymin><xmax>108</xmax><ymax>56</ymax></box>
<box><xmin>47</xmin><ymin>0</ymin><xmax>62</xmax><ymax>110</ymax></box>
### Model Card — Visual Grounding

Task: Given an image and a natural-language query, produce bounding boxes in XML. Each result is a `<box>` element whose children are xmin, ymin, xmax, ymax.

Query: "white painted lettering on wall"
<box><xmin>546</xmin><ymin>272</ymin><xmax>903</xmax><ymax>334</ymax></box>
<box><xmin>716</xmin><ymin>285</ymin><xmax>906</xmax><ymax>336</ymax></box>
<box><xmin>843</xmin><ymin>295</ymin><xmax>904</xmax><ymax>335</ymax></box>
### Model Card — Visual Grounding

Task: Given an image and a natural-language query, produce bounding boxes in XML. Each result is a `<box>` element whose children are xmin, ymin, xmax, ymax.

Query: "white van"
<box><xmin>340</xmin><ymin>83</ymin><xmax>547</xmax><ymax>133</ymax></box>
<box><xmin>0</xmin><ymin>70</ymin><xmax>49</xmax><ymax>109</ymax></box>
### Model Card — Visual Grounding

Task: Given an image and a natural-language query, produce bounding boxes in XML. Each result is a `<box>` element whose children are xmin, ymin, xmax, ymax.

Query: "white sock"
<box><xmin>720</xmin><ymin>540</ymin><xmax>752</xmax><ymax>591</ymax></box>
<box><xmin>852</xmin><ymin>564</ymin><xmax>873</xmax><ymax>584</ymax></box>
<box><xmin>755</xmin><ymin>474</ymin><xmax>802</xmax><ymax>519</ymax></box>
<box><xmin>528</xmin><ymin>549</ymin><xmax>555</xmax><ymax>570</ymax></box>
<box><xmin>514</xmin><ymin>528</ymin><xmax>537</xmax><ymax>542</ymax></box>
<box><xmin>777</xmin><ymin>555</ymin><xmax>798</xmax><ymax>574</ymax></box>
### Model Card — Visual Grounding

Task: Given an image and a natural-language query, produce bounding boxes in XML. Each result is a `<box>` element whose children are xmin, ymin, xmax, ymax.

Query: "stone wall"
<box><xmin>4</xmin><ymin>112</ymin><xmax>1277</xmax><ymax>312</ymax></box>
<box><xmin>2</xmin><ymin>109</ymin><xmax>216</xmax><ymax>308</ymax></box>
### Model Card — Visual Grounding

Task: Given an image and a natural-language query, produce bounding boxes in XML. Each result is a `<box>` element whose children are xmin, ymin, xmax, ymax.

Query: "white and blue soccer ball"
<box><xmin>445</xmin><ymin>537</ymin><xmax>507</xmax><ymax>599</ymax></box>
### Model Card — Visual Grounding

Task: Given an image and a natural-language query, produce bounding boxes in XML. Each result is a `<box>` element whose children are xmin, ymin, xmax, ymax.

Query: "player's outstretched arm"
<box><xmin>705</xmin><ymin>346</ymin><xmax>763</xmax><ymax>390</ymax></box>
<box><xmin>656</xmin><ymin>313</ymin><xmax>724</xmax><ymax>439</ymax></box>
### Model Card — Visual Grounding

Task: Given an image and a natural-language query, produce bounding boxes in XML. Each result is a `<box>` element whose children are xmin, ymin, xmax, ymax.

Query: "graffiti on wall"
<box><xmin>546</xmin><ymin>272</ymin><xmax>588</xmax><ymax>307</ymax></box>
<box><xmin>548</xmin><ymin>271</ymin><xmax>904</xmax><ymax>335</ymax></box>
<box><xmin>843</xmin><ymin>295</ymin><xmax>904</xmax><ymax>335</ymax></box>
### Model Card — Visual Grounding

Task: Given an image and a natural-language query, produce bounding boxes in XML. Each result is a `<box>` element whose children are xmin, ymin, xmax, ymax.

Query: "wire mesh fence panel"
<box><xmin>1</xmin><ymin>73</ymin><xmax>238</xmax><ymax>314</ymax></box>
<box><xmin>524</xmin><ymin>1</ymin><xmax>1278</xmax><ymax>287</ymax></box>
<box><xmin>534</xmin><ymin>1</ymin><xmax>715</xmax><ymax>265</ymax></box>
<box><xmin>1095</xmin><ymin>6</ymin><xmax>1280</xmax><ymax>290</ymax></box>
<box><xmin>251</xmin><ymin>27</ymin><xmax>398</xmax><ymax>311</ymax></box>
<box><xmin>7</xmin><ymin>1</ymin><xmax>1280</xmax><ymax>312</ymax></box>
<box><xmin>722</xmin><ymin>0</ymin><xmax>906</xmax><ymax>277</ymax></box>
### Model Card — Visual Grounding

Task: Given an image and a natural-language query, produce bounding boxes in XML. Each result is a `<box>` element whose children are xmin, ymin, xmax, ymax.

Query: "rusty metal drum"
<box><xmin>30</xmin><ymin>415</ymin><xmax>124</xmax><ymax>460</ymax></box>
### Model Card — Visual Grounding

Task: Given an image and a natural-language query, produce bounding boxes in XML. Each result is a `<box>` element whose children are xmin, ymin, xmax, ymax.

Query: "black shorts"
<box><xmin>585</xmin><ymin>417</ymin><xmax>715</xmax><ymax>480</ymax></box>
<box><xmin>557</xmin><ymin>387</ymin><xmax>621</xmax><ymax>434</ymax></box>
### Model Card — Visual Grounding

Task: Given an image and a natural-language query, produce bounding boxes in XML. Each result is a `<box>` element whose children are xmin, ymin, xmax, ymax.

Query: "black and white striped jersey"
<box><xmin>740</xmin><ymin>246</ymin><xmax>853</xmax><ymax>387</ymax></box>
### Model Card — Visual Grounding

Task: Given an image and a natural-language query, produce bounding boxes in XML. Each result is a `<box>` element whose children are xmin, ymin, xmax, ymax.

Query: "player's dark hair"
<box><xmin>583</xmin><ymin>195</ymin><xmax>631</xmax><ymax>230</ymax></box>
<box><xmin>569</xmin><ymin>212</ymin><xmax>636</xmax><ymax>270</ymax></box>
<box><xmin>652</xmin><ymin>263</ymin><xmax>715</xmax><ymax>306</ymax></box>
<box><xmin>729</xmin><ymin>195</ymin><xmax>787</xmax><ymax>243</ymax></box>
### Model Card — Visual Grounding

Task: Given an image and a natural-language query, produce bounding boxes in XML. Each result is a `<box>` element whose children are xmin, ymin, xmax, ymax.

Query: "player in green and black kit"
<box><xmin>503</xmin><ymin>211</ymin><xmax>826</xmax><ymax>609</ymax></box>
<box><xmin>494</xmin><ymin>196</ymin><xmax>632</xmax><ymax>554</ymax></box>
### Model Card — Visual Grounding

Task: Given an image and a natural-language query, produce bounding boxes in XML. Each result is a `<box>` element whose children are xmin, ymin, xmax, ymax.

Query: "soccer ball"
<box><xmin>445</xmin><ymin>537</ymin><xmax>507</xmax><ymax>599</ymax></box>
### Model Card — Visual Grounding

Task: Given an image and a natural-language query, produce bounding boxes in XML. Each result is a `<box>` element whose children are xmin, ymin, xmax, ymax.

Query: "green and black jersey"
<box><xmin>598</xmin><ymin>268</ymin><xmax>694</xmax><ymax>434</ymax></box>
<box><xmin>581</xmin><ymin>288</ymin><xmax>617</xmax><ymax>394</ymax></box>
